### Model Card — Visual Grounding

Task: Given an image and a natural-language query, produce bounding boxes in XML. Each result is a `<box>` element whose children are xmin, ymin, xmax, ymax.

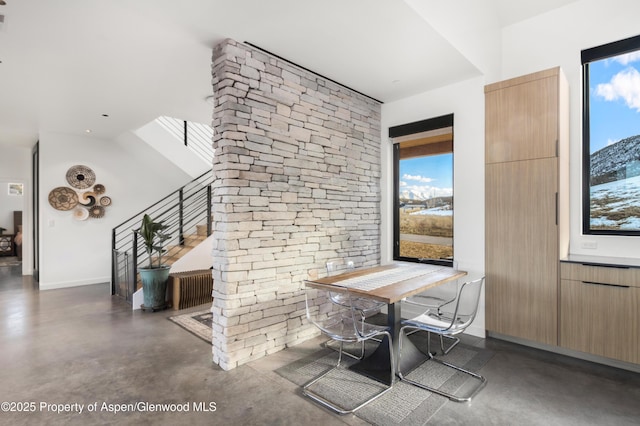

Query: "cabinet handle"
<box><xmin>582</xmin><ymin>281</ymin><xmax>630</xmax><ymax>289</ymax></box>
<box><xmin>555</xmin><ymin>192</ymin><xmax>558</xmax><ymax>225</ymax></box>
<box><xmin>580</xmin><ymin>262</ymin><xmax>630</xmax><ymax>270</ymax></box>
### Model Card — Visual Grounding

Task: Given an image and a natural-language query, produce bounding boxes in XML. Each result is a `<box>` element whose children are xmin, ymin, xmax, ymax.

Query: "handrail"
<box><xmin>111</xmin><ymin>170</ymin><xmax>211</xmax><ymax>231</ymax></box>
<box><xmin>111</xmin><ymin>169</ymin><xmax>214</xmax><ymax>301</ymax></box>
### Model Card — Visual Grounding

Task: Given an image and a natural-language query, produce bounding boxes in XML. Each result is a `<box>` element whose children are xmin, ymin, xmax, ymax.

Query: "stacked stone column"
<box><xmin>210</xmin><ymin>39</ymin><xmax>381</xmax><ymax>370</ymax></box>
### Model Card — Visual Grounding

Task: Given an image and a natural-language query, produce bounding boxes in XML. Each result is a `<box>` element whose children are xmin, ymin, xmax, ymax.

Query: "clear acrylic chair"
<box><xmin>403</xmin><ymin>279</ymin><xmax>460</xmax><ymax>354</ymax></box>
<box><xmin>398</xmin><ymin>276</ymin><xmax>487</xmax><ymax>402</ymax></box>
<box><xmin>325</xmin><ymin>260</ymin><xmax>385</xmax><ymax>359</ymax></box>
<box><xmin>303</xmin><ymin>282</ymin><xmax>395</xmax><ymax>414</ymax></box>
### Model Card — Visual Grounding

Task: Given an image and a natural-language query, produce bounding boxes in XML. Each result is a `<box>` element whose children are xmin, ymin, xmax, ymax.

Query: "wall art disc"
<box><xmin>79</xmin><ymin>191</ymin><xmax>97</xmax><ymax>207</ymax></box>
<box><xmin>48</xmin><ymin>187</ymin><xmax>79</xmax><ymax>211</ymax></box>
<box><xmin>99</xmin><ymin>196</ymin><xmax>112</xmax><ymax>206</ymax></box>
<box><xmin>93</xmin><ymin>184</ymin><xmax>106</xmax><ymax>194</ymax></box>
<box><xmin>66</xmin><ymin>165</ymin><xmax>96</xmax><ymax>189</ymax></box>
<box><xmin>73</xmin><ymin>207</ymin><xmax>89</xmax><ymax>221</ymax></box>
<box><xmin>88</xmin><ymin>205</ymin><xmax>105</xmax><ymax>219</ymax></box>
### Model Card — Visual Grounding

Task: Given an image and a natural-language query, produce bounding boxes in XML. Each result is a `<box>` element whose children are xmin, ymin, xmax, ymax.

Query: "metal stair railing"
<box><xmin>156</xmin><ymin>116</ymin><xmax>214</xmax><ymax>165</ymax></box>
<box><xmin>111</xmin><ymin>170</ymin><xmax>213</xmax><ymax>302</ymax></box>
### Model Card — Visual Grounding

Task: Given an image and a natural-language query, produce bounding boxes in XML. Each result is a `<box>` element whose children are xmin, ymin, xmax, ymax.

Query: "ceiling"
<box><xmin>0</xmin><ymin>0</ymin><xmax>578</xmax><ymax>148</ymax></box>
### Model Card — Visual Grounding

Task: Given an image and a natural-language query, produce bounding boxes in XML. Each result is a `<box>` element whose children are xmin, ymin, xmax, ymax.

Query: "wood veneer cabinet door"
<box><xmin>560</xmin><ymin>279</ymin><xmax>639</xmax><ymax>364</ymax></box>
<box><xmin>485</xmin><ymin>68</ymin><xmax>559</xmax><ymax>164</ymax></box>
<box><xmin>485</xmin><ymin>158</ymin><xmax>559</xmax><ymax>345</ymax></box>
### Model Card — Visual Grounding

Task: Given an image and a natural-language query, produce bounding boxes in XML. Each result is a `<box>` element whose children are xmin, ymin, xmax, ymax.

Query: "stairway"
<box><xmin>162</xmin><ymin>223</ymin><xmax>210</xmax><ymax>268</ymax></box>
<box><xmin>112</xmin><ymin>170</ymin><xmax>214</xmax><ymax>304</ymax></box>
<box><xmin>135</xmin><ymin>222</ymin><xmax>211</xmax><ymax>292</ymax></box>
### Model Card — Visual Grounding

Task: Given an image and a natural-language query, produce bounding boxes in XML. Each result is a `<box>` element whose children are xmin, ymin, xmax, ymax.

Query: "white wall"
<box><xmin>500</xmin><ymin>0</ymin><xmax>640</xmax><ymax>259</ymax></box>
<box><xmin>0</xmin><ymin>144</ymin><xmax>32</xmax><ymax>275</ymax></box>
<box><xmin>381</xmin><ymin>76</ymin><xmax>486</xmax><ymax>336</ymax></box>
<box><xmin>38</xmin><ymin>132</ymin><xmax>193</xmax><ymax>290</ymax></box>
<box><xmin>134</xmin><ymin>119</ymin><xmax>211</xmax><ymax>179</ymax></box>
<box><xmin>381</xmin><ymin>0</ymin><xmax>640</xmax><ymax>337</ymax></box>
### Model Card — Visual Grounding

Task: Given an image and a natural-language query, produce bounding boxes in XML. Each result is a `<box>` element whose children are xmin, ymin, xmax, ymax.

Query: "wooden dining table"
<box><xmin>305</xmin><ymin>261</ymin><xmax>467</xmax><ymax>385</ymax></box>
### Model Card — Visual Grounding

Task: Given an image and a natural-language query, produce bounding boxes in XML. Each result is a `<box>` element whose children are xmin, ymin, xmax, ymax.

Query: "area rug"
<box><xmin>0</xmin><ymin>257</ymin><xmax>21</xmax><ymax>267</ymax></box>
<box><xmin>276</xmin><ymin>334</ymin><xmax>493</xmax><ymax>426</ymax></box>
<box><xmin>168</xmin><ymin>309</ymin><xmax>212</xmax><ymax>343</ymax></box>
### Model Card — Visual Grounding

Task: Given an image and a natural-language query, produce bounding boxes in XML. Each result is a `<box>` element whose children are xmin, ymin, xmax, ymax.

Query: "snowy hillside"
<box><xmin>590</xmin><ymin>174</ymin><xmax>640</xmax><ymax>230</ymax></box>
<box><xmin>590</xmin><ymin>135</ymin><xmax>640</xmax><ymax>185</ymax></box>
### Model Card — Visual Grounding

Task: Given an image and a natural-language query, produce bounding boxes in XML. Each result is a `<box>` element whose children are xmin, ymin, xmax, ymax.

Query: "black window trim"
<box><xmin>390</xmin><ymin>113</ymin><xmax>454</xmax><ymax>265</ymax></box>
<box><xmin>582</xmin><ymin>34</ymin><xmax>640</xmax><ymax>236</ymax></box>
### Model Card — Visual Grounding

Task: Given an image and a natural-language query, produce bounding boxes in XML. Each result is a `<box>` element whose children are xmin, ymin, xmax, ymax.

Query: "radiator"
<box><xmin>168</xmin><ymin>269</ymin><xmax>213</xmax><ymax>310</ymax></box>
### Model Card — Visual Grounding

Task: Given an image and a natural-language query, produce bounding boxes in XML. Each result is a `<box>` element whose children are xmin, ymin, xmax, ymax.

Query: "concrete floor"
<box><xmin>1</xmin><ymin>263</ymin><xmax>639</xmax><ymax>426</ymax></box>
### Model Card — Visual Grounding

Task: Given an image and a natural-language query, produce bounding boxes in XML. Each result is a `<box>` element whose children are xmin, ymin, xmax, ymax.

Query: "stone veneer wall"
<box><xmin>210</xmin><ymin>39</ymin><xmax>381</xmax><ymax>370</ymax></box>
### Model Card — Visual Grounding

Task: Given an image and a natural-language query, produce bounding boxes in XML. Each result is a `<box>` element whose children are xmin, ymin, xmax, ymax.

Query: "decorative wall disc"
<box><xmin>66</xmin><ymin>165</ymin><xmax>96</xmax><ymax>189</ymax></box>
<box><xmin>73</xmin><ymin>207</ymin><xmax>89</xmax><ymax>221</ymax></box>
<box><xmin>48</xmin><ymin>187</ymin><xmax>79</xmax><ymax>211</ymax></box>
<box><xmin>52</xmin><ymin>165</ymin><xmax>110</xmax><ymax>219</ymax></box>
<box><xmin>79</xmin><ymin>191</ymin><xmax>97</xmax><ymax>207</ymax></box>
<box><xmin>88</xmin><ymin>205</ymin><xmax>105</xmax><ymax>219</ymax></box>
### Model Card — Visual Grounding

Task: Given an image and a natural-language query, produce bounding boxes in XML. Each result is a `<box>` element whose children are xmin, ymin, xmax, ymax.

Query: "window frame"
<box><xmin>582</xmin><ymin>34</ymin><xmax>640</xmax><ymax>236</ymax></box>
<box><xmin>390</xmin><ymin>113</ymin><xmax>454</xmax><ymax>266</ymax></box>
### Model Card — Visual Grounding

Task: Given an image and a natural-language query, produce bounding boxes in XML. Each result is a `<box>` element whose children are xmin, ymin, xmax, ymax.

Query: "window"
<box><xmin>582</xmin><ymin>34</ymin><xmax>640</xmax><ymax>235</ymax></box>
<box><xmin>391</xmin><ymin>114</ymin><xmax>453</xmax><ymax>265</ymax></box>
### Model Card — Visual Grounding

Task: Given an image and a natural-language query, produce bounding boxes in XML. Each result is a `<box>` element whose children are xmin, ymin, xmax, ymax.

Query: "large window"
<box><xmin>391</xmin><ymin>114</ymin><xmax>453</xmax><ymax>265</ymax></box>
<box><xmin>583</xmin><ymin>34</ymin><xmax>640</xmax><ymax>235</ymax></box>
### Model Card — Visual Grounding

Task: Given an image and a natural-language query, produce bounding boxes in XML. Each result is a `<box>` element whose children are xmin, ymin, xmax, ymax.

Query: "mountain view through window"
<box><xmin>584</xmin><ymin>36</ymin><xmax>640</xmax><ymax>234</ymax></box>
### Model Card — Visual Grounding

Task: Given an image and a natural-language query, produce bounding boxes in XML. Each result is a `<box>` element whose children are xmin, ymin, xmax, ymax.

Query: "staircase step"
<box><xmin>184</xmin><ymin>234</ymin><xmax>207</xmax><ymax>246</ymax></box>
<box><xmin>196</xmin><ymin>224</ymin><xmax>209</xmax><ymax>237</ymax></box>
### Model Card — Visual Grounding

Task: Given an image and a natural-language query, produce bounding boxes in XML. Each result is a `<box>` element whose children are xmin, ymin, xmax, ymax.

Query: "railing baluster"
<box><xmin>132</xmin><ymin>232</ymin><xmax>138</xmax><ymax>300</ymax></box>
<box><xmin>179</xmin><ymin>189</ymin><xmax>184</xmax><ymax>246</ymax></box>
<box><xmin>183</xmin><ymin>120</ymin><xmax>188</xmax><ymax>147</ymax></box>
<box><xmin>207</xmin><ymin>185</ymin><xmax>212</xmax><ymax>236</ymax></box>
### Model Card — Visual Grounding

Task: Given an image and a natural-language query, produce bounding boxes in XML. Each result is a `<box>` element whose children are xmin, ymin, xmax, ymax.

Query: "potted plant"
<box><xmin>135</xmin><ymin>214</ymin><xmax>172</xmax><ymax>311</ymax></box>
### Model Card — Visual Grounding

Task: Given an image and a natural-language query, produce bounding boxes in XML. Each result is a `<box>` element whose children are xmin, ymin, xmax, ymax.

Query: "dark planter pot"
<box><xmin>140</xmin><ymin>266</ymin><xmax>171</xmax><ymax>311</ymax></box>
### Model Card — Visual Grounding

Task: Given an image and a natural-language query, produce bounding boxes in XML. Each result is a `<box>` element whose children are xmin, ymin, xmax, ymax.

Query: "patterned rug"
<box><xmin>168</xmin><ymin>309</ymin><xmax>212</xmax><ymax>343</ymax></box>
<box><xmin>276</xmin><ymin>333</ymin><xmax>493</xmax><ymax>426</ymax></box>
<box><xmin>0</xmin><ymin>257</ymin><xmax>21</xmax><ymax>267</ymax></box>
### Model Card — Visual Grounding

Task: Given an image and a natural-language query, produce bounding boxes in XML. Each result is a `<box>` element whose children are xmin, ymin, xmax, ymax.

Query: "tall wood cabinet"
<box><xmin>485</xmin><ymin>67</ymin><xmax>569</xmax><ymax>346</ymax></box>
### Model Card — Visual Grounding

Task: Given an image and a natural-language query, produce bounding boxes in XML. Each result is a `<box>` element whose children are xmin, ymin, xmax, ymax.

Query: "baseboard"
<box><xmin>39</xmin><ymin>277</ymin><xmax>110</xmax><ymax>290</ymax></box>
<box><xmin>465</xmin><ymin>323</ymin><xmax>486</xmax><ymax>338</ymax></box>
<box><xmin>488</xmin><ymin>331</ymin><xmax>640</xmax><ymax>374</ymax></box>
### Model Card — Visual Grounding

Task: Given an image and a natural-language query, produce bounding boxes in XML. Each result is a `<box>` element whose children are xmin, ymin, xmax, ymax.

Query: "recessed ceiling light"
<box><xmin>85</xmin><ymin>129</ymin><xmax>92</xmax><ymax>133</ymax></box>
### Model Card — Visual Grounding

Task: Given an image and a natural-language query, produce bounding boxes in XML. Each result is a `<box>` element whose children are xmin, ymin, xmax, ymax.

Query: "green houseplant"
<box><xmin>135</xmin><ymin>214</ymin><xmax>172</xmax><ymax>311</ymax></box>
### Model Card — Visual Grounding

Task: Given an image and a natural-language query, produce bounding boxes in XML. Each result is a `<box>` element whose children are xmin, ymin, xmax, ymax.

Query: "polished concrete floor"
<box><xmin>1</xmin><ymin>262</ymin><xmax>640</xmax><ymax>426</ymax></box>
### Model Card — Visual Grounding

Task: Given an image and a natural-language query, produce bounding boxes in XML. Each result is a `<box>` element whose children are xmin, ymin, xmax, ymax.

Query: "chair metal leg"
<box><xmin>397</xmin><ymin>326</ymin><xmax>487</xmax><ymax>403</ymax></box>
<box><xmin>405</xmin><ymin>329</ymin><xmax>460</xmax><ymax>355</ymax></box>
<box><xmin>324</xmin><ymin>335</ymin><xmax>366</xmax><ymax>360</ymax></box>
<box><xmin>440</xmin><ymin>334</ymin><xmax>460</xmax><ymax>355</ymax></box>
<box><xmin>303</xmin><ymin>331</ymin><xmax>395</xmax><ymax>415</ymax></box>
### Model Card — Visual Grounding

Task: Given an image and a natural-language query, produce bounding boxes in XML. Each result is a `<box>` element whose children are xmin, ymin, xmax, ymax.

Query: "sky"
<box><xmin>398</xmin><ymin>50</ymin><xmax>640</xmax><ymax>201</ymax></box>
<box><xmin>399</xmin><ymin>153</ymin><xmax>452</xmax><ymax>199</ymax></box>
<box><xmin>589</xmin><ymin>50</ymin><xmax>640</xmax><ymax>154</ymax></box>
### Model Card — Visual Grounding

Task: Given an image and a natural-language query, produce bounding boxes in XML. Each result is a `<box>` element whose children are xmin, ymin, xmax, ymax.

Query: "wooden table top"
<box><xmin>305</xmin><ymin>262</ymin><xmax>467</xmax><ymax>304</ymax></box>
